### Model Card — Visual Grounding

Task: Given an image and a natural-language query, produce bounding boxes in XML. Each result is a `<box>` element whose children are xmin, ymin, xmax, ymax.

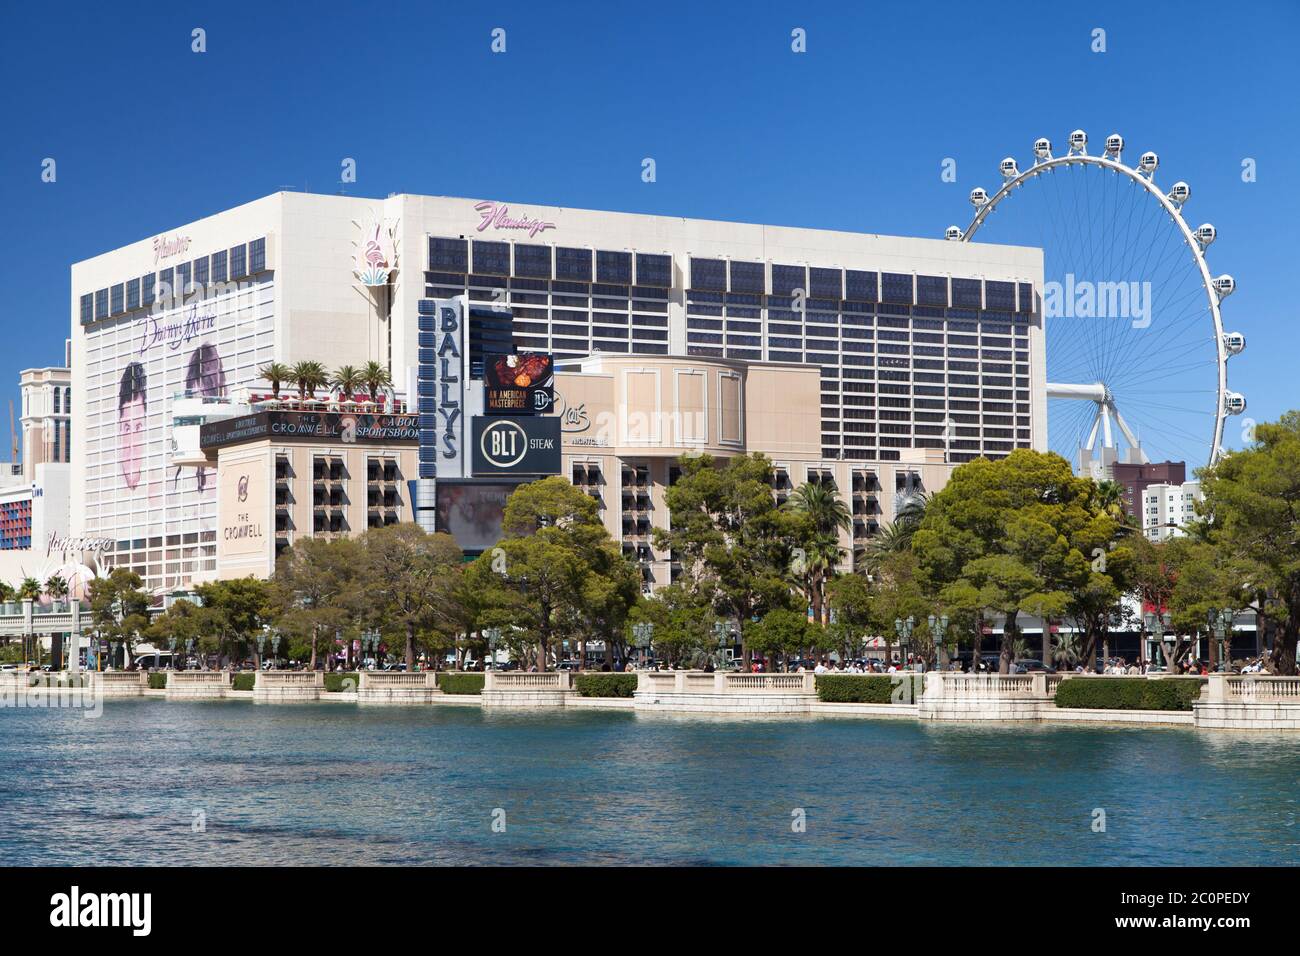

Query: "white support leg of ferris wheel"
<box><xmin>1047</xmin><ymin>381</ymin><xmax>1149</xmax><ymax>470</ymax></box>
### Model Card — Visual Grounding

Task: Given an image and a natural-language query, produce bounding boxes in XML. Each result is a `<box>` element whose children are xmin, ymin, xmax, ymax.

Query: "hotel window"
<box><xmin>249</xmin><ymin>237</ymin><xmax>266</xmax><ymax>273</ymax></box>
<box><xmin>158</xmin><ymin>267</ymin><xmax>174</xmax><ymax>302</ymax></box>
<box><xmin>142</xmin><ymin>273</ymin><xmax>156</xmax><ymax>307</ymax></box>
<box><xmin>729</xmin><ymin>260</ymin><xmax>765</xmax><ymax>294</ymax></box>
<box><xmin>881</xmin><ymin>273</ymin><xmax>913</xmax><ymax>305</ymax></box>
<box><xmin>230</xmin><ymin>244</ymin><xmax>247</xmax><ymax>279</ymax></box>
<box><xmin>809</xmin><ymin>267</ymin><xmax>842</xmax><ymax>299</ymax></box>
<box><xmin>634</xmin><ymin>253</ymin><xmax>671</xmax><ymax>287</ymax></box>
<box><xmin>94</xmin><ymin>289</ymin><xmax>108</xmax><ymax>320</ymax></box>
<box><xmin>513</xmin><ymin>243</ymin><xmax>551</xmax><ymax>278</ymax></box>
<box><xmin>771</xmin><ymin>264</ymin><xmax>806</xmax><ymax>296</ymax></box>
<box><xmin>126</xmin><ymin>277</ymin><xmax>140</xmax><ymax>311</ymax></box>
<box><xmin>79</xmin><ymin>294</ymin><xmax>92</xmax><ymax>324</ymax></box>
<box><xmin>212</xmin><ymin>249</ymin><xmax>228</xmax><ymax>283</ymax></box>
<box><xmin>428</xmin><ymin>236</ymin><xmax>468</xmax><ymax>272</ymax></box>
<box><xmin>917</xmin><ymin>275</ymin><xmax>948</xmax><ymax>307</ymax></box>
<box><xmin>596</xmin><ymin>250</ymin><xmax>632</xmax><ymax>284</ymax></box>
<box><xmin>471</xmin><ymin>240</ymin><xmax>510</xmax><ymax>275</ymax></box>
<box><xmin>845</xmin><ymin>270</ymin><xmax>878</xmax><ymax>302</ymax></box>
<box><xmin>176</xmin><ymin>261</ymin><xmax>191</xmax><ymax>294</ymax></box>
<box><xmin>690</xmin><ymin>257</ymin><xmax>726</xmax><ymax>291</ymax></box>
<box><xmin>952</xmin><ymin>278</ymin><xmax>982</xmax><ymax>309</ymax></box>
<box><xmin>555</xmin><ymin>246</ymin><xmax>593</xmax><ymax>282</ymax></box>
<box><xmin>110</xmin><ymin>284</ymin><xmax>124</xmax><ymax>314</ymax></box>
<box><xmin>194</xmin><ymin>255</ymin><xmax>209</xmax><ymax>286</ymax></box>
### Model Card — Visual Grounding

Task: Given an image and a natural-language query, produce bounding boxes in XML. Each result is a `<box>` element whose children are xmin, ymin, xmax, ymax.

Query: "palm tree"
<box><xmin>44</xmin><ymin>574</ymin><xmax>69</xmax><ymax>608</ymax></box>
<box><xmin>290</xmin><ymin>360</ymin><xmax>329</xmax><ymax>400</ymax></box>
<box><xmin>1096</xmin><ymin>479</ymin><xmax>1125</xmax><ymax>519</ymax></box>
<box><xmin>257</xmin><ymin>362</ymin><xmax>292</xmax><ymax>399</ymax></box>
<box><xmin>16</xmin><ymin>577</ymin><xmax>41</xmax><ymax>601</ymax></box>
<box><xmin>1052</xmin><ymin>632</ymin><xmax>1081</xmax><ymax>670</ymax></box>
<box><xmin>332</xmin><ymin>365</ymin><xmax>364</xmax><ymax>399</ymax></box>
<box><xmin>860</xmin><ymin>492</ymin><xmax>929</xmax><ymax>573</ymax></box>
<box><xmin>785</xmin><ymin>481</ymin><xmax>852</xmax><ymax>624</ymax></box>
<box><xmin>360</xmin><ymin>360</ymin><xmax>393</xmax><ymax>403</ymax></box>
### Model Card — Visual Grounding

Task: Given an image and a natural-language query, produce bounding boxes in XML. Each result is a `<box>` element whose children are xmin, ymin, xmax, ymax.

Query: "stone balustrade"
<box><xmin>481</xmin><ymin>669</ymin><xmax>574</xmax><ymax>707</ymax></box>
<box><xmin>918</xmin><ymin>671</ymin><xmax>1050</xmax><ymax>721</ymax></box>
<box><xmin>94</xmin><ymin>671</ymin><xmax>146</xmax><ymax>698</ymax></box>
<box><xmin>165</xmin><ymin>670</ymin><xmax>231</xmax><ymax>700</ymax></box>
<box><xmin>357</xmin><ymin>669</ymin><xmax>441</xmax><ymax>704</ymax></box>
<box><xmin>637</xmin><ymin>671</ymin><xmax>815</xmax><ymax>695</ymax></box>
<box><xmin>254</xmin><ymin>670</ymin><xmax>324</xmax><ymax>703</ymax></box>
<box><xmin>1195</xmin><ymin>674</ymin><xmax>1300</xmax><ymax>729</ymax></box>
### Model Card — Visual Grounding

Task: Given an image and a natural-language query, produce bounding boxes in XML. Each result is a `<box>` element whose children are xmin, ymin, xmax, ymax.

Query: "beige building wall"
<box><xmin>556</xmin><ymin>354</ymin><xmax>955</xmax><ymax>593</ymax></box>
<box><xmin>213</xmin><ymin>439</ymin><xmax>418</xmax><ymax>581</ymax></box>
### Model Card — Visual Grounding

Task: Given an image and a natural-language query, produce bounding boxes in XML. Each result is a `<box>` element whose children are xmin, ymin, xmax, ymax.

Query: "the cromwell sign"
<box><xmin>201</xmin><ymin>411</ymin><xmax>418</xmax><ymax>448</ymax></box>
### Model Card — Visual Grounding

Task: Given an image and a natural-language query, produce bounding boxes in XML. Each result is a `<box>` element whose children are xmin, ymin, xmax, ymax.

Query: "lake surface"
<box><xmin>1</xmin><ymin>700</ymin><xmax>1296</xmax><ymax>865</ymax></box>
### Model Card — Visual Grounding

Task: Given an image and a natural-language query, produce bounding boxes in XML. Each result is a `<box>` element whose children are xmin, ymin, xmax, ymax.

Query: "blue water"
<box><xmin>0</xmin><ymin>700</ymin><xmax>1296</xmax><ymax>865</ymax></box>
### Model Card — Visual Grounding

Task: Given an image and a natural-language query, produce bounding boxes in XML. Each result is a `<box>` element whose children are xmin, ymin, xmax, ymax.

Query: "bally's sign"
<box><xmin>471</xmin><ymin>416</ymin><xmax>562</xmax><ymax>477</ymax></box>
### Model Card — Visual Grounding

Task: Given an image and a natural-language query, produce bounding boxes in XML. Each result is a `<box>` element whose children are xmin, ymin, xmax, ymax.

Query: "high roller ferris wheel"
<box><xmin>945</xmin><ymin>130</ymin><xmax>1246</xmax><ymax>476</ymax></box>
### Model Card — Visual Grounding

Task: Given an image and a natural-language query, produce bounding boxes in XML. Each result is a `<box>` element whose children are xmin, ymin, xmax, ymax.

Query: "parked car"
<box><xmin>1012</xmin><ymin>659</ymin><xmax>1057</xmax><ymax>674</ymax></box>
<box><xmin>0</xmin><ymin>664</ymin><xmax>17</xmax><ymax>673</ymax></box>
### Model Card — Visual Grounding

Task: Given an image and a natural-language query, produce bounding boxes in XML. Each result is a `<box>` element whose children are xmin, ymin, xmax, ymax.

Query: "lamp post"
<box><xmin>1209</xmin><ymin>608</ymin><xmax>1234</xmax><ymax>672</ymax></box>
<box><xmin>168</xmin><ymin>637</ymin><xmax>177</xmax><ymax>670</ymax></box>
<box><xmin>928</xmin><ymin>614</ymin><xmax>949</xmax><ymax>671</ymax></box>
<box><xmin>256</xmin><ymin>628</ymin><xmax>267</xmax><ymax>670</ymax></box>
<box><xmin>1144</xmin><ymin>610</ymin><xmax>1172</xmax><ymax>669</ymax></box>
<box><xmin>271</xmin><ymin>632</ymin><xmax>281</xmax><ymax>669</ymax></box>
<box><xmin>632</xmin><ymin>622</ymin><xmax>654</xmax><ymax>669</ymax></box>
<box><xmin>712</xmin><ymin>621</ymin><xmax>730</xmax><ymax>670</ymax></box>
<box><xmin>185</xmin><ymin>638</ymin><xmax>195</xmax><ymax>671</ymax></box>
<box><xmin>484</xmin><ymin>627</ymin><xmax>501</xmax><ymax>670</ymax></box>
<box><xmin>894</xmin><ymin>616</ymin><xmax>914</xmax><ymax>667</ymax></box>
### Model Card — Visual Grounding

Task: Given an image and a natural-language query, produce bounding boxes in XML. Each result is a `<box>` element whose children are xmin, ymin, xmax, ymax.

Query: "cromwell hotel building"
<box><xmin>69</xmin><ymin>192</ymin><xmax>1044</xmax><ymax>594</ymax></box>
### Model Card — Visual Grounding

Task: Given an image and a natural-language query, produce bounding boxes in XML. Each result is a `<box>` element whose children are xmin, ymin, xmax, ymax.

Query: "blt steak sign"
<box><xmin>471</xmin><ymin>416</ymin><xmax>562</xmax><ymax>477</ymax></box>
<box><xmin>201</xmin><ymin>411</ymin><xmax>418</xmax><ymax>449</ymax></box>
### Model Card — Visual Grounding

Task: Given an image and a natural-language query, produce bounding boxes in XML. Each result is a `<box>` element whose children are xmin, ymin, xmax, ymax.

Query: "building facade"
<box><xmin>1111</xmin><ymin>459</ymin><xmax>1187</xmax><ymax>519</ymax></box>
<box><xmin>1141</xmin><ymin>479</ymin><xmax>1203</xmax><ymax>542</ymax></box>
<box><xmin>71</xmin><ymin>192</ymin><xmax>1044</xmax><ymax>593</ymax></box>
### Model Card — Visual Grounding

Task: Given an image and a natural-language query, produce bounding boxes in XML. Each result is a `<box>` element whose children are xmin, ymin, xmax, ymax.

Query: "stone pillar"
<box><xmin>1031</xmin><ymin>672</ymin><xmax>1047</xmax><ymax>697</ymax></box>
<box><xmin>67</xmin><ymin>602</ymin><xmax>81</xmax><ymax>674</ymax></box>
<box><xmin>1205</xmin><ymin>673</ymin><xmax>1227</xmax><ymax>703</ymax></box>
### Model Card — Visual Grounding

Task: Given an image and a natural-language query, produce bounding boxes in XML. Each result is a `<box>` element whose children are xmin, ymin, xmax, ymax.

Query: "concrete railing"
<box><xmin>357</xmin><ymin>671</ymin><xmax>436</xmax><ymax>689</ymax></box>
<box><xmin>253</xmin><ymin>670</ymin><xmax>324</xmax><ymax>702</ymax></box>
<box><xmin>636</xmin><ymin>671</ymin><xmax>816</xmax><ymax>695</ymax></box>
<box><xmin>166</xmin><ymin>670</ymin><xmax>231</xmax><ymax>699</ymax></box>
<box><xmin>1212</xmin><ymin>675</ymin><xmax>1300</xmax><ymax>701</ymax></box>
<box><xmin>95</xmin><ymin>671</ymin><xmax>147</xmax><ymax>697</ymax></box>
<box><xmin>930</xmin><ymin>673</ymin><xmax>1040</xmax><ymax>697</ymax></box>
<box><xmin>483</xmin><ymin>671</ymin><xmax>574</xmax><ymax>691</ymax></box>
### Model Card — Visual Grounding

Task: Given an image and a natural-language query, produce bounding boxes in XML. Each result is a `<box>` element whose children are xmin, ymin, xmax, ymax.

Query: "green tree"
<box><xmin>272</xmin><ymin>536</ymin><xmax>365</xmax><ymax>669</ymax></box>
<box><xmin>290</xmin><ymin>360</ymin><xmax>329</xmax><ymax>400</ymax></box>
<box><xmin>748</xmin><ymin>608</ymin><xmax>816</xmax><ymax>671</ymax></box>
<box><xmin>331</xmin><ymin>364</ymin><xmax>364</xmax><ymax>399</ymax></box>
<box><xmin>145</xmin><ymin>599</ymin><xmax>203</xmax><ymax>665</ymax></box>
<box><xmin>471</xmin><ymin>478</ymin><xmax>632</xmax><ymax>671</ymax></box>
<box><xmin>257</xmin><ymin>362</ymin><xmax>292</xmax><ymax>399</ymax></box>
<box><xmin>784</xmin><ymin>481</ymin><xmax>851</xmax><ymax>624</ymax></box>
<box><xmin>86</xmin><ymin>569</ymin><xmax>151</xmax><ymax>667</ymax></box>
<box><xmin>628</xmin><ymin>585</ymin><xmax>715</xmax><ymax>668</ymax></box>
<box><xmin>44</xmin><ymin>574</ymin><xmax>69</xmax><ymax>604</ymax></box>
<box><xmin>653</xmin><ymin>453</ymin><xmax>805</xmax><ymax>669</ymax></box>
<box><xmin>194</xmin><ymin>577</ymin><xmax>274</xmax><ymax>667</ymax></box>
<box><xmin>913</xmin><ymin>450</ymin><xmax>1097</xmax><ymax>673</ymax></box>
<box><xmin>1199</xmin><ymin>411</ymin><xmax>1300</xmax><ymax>675</ymax></box>
<box><xmin>358</xmin><ymin>523</ymin><xmax>464</xmax><ymax>670</ymax></box>
<box><xmin>16</xmin><ymin>577</ymin><xmax>41</xmax><ymax>601</ymax></box>
<box><xmin>826</xmin><ymin>572</ymin><xmax>873</xmax><ymax>662</ymax></box>
<box><xmin>360</xmin><ymin>360</ymin><xmax>393</xmax><ymax>404</ymax></box>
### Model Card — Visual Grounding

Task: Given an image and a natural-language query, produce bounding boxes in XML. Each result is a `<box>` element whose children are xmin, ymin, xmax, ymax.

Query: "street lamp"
<box><xmin>271</xmin><ymin>632</ymin><xmax>281</xmax><ymax>669</ymax></box>
<box><xmin>484</xmin><ymin>627</ymin><xmax>501</xmax><ymax>669</ymax></box>
<box><xmin>894</xmin><ymin>616</ymin><xmax>914</xmax><ymax>666</ymax></box>
<box><xmin>928</xmin><ymin>614</ymin><xmax>949</xmax><ymax>671</ymax></box>
<box><xmin>1209</xmin><ymin>608</ymin><xmax>1235</xmax><ymax>672</ymax></box>
<box><xmin>1144</xmin><ymin>610</ymin><xmax>1173</xmax><ymax>668</ymax></box>
<box><xmin>256</xmin><ymin>628</ymin><xmax>267</xmax><ymax>669</ymax></box>
<box><xmin>632</xmin><ymin>622</ymin><xmax>654</xmax><ymax>668</ymax></box>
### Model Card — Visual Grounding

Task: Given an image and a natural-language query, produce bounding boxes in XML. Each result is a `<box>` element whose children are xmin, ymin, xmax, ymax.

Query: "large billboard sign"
<box><xmin>471</xmin><ymin>416</ymin><xmax>562</xmax><ymax>477</ymax></box>
<box><xmin>417</xmin><ymin>297</ymin><xmax>466</xmax><ymax>479</ymax></box>
<box><xmin>484</xmin><ymin>352</ymin><xmax>554</xmax><ymax>414</ymax></box>
<box><xmin>201</xmin><ymin>411</ymin><xmax>418</xmax><ymax>449</ymax></box>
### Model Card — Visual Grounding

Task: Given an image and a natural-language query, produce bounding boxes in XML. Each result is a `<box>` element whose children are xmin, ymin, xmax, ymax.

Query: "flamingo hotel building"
<box><xmin>68</xmin><ymin>192</ymin><xmax>1045</xmax><ymax>595</ymax></box>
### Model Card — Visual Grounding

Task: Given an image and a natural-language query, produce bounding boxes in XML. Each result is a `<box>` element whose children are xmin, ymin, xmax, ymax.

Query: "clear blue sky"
<box><xmin>1</xmin><ymin>0</ymin><xmax>1295</xmax><ymax>460</ymax></box>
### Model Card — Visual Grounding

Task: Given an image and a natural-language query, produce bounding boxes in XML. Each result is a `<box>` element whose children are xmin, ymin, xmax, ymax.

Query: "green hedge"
<box><xmin>324</xmin><ymin>672</ymin><xmax>359</xmax><ymax>693</ymax></box>
<box><xmin>815</xmin><ymin>674</ymin><xmax>924</xmax><ymax>704</ymax></box>
<box><xmin>231</xmin><ymin>673</ymin><xmax>256</xmax><ymax>691</ymax></box>
<box><xmin>1054</xmin><ymin>677</ymin><xmax>1204</xmax><ymax>711</ymax></box>
<box><xmin>437</xmin><ymin>672</ymin><xmax>485</xmax><ymax>695</ymax></box>
<box><xmin>574</xmin><ymin>673</ymin><xmax>639</xmax><ymax>698</ymax></box>
<box><xmin>147</xmin><ymin>672</ymin><xmax>167</xmax><ymax>690</ymax></box>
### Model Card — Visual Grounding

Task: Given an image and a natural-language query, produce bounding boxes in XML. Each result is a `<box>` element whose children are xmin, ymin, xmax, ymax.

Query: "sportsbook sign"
<box><xmin>471</xmin><ymin>416</ymin><xmax>562</xmax><ymax>477</ymax></box>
